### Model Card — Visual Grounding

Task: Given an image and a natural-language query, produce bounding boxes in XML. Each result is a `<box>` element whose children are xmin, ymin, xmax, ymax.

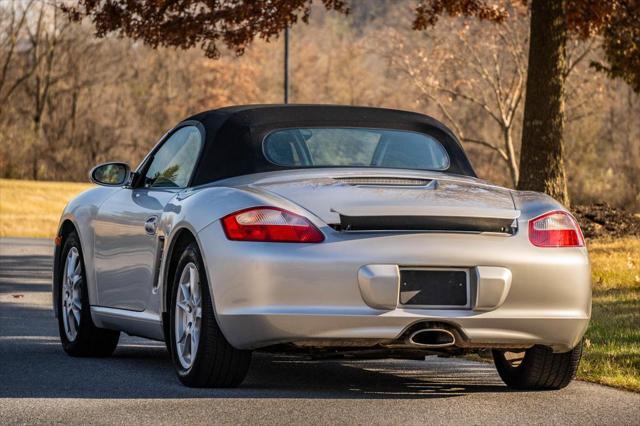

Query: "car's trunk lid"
<box><xmin>249</xmin><ymin>174</ymin><xmax>518</xmax><ymax>233</ymax></box>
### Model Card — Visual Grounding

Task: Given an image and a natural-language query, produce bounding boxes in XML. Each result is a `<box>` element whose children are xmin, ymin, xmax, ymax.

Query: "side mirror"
<box><xmin>89</xmin><ymin>162</ymin><xmax>130</xmax><ymax>186</ymax></box>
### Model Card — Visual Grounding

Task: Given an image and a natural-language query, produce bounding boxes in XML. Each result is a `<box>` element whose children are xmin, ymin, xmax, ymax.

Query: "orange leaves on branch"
<box><xmin>567</xmin><ymin>0</ymin><xmax>622</xmax><ymax>39</ymax></box>
<box><xmin>412</xmin><ymin>0</ymin><xmax>628</xmax><ymax>37</ymax></box>
<box><xmin>63</xmin><ymin>0</ymin><xmax>349</xmax><ymax>58</ymax></box>
<box><xmin>413</xmin><ymin>0</ymin><xmax>512</xmax><ymax>30</ymax></box>
<box><xmin>584</xmin><ymin>0</ymin><xmax>640</xmax><ymax>92</ymax></box>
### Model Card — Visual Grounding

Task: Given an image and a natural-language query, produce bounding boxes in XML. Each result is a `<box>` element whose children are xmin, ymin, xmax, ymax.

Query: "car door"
<box><xmin>93</xmin><ymin>125</ymin><xmax>204</xmax><ymax>311</ymax></box>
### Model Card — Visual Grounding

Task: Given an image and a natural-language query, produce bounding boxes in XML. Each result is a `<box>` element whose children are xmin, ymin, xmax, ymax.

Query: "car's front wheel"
<box><xmin>492</xmin><ymin>340</ymin><xmax>583</xmax><ymax>390</ymax></box>
<box><xmin>169</xmin><ymin>242</ymin><xmax>251</xmax><ymax>387</ymax></box>
<box><xmin>57</xmin><ymin>231</ymin><xmax>120</xmax><ymax>356</ymax></box>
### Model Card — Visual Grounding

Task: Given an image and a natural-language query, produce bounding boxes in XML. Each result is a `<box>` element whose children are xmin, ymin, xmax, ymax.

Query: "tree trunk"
<box><xmin>517</xmin><ymin>0</ymin><xmax>569</xmax><ymax>205</ymax></box>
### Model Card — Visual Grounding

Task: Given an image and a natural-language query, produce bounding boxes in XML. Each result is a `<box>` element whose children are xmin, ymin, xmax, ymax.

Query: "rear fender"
<box><xmin>511</xmin><ymin>191</ymin><xmax>569</xmax><ymax>222</ymax></box>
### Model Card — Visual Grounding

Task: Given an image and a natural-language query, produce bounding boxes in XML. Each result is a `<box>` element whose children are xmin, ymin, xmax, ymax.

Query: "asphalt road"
<box><xmin>1</xmin><ymin>237</ymin><xmax>639</xmax><ymax>425</ymax></box>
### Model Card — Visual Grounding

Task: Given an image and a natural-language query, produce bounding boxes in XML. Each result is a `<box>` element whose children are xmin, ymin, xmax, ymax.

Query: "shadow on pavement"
<box><xmin>0</xmin><ymin>254</ymin><xmax>52</xmax><ymax>293</ymax></box>
<box><xmin>0</xmin><ymin>301</ymin><xmax>507</xmax><ymax>400</ymax></box>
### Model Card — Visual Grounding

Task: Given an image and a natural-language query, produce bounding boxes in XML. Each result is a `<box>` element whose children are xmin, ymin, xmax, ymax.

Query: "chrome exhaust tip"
<box><xmin>408</xmin><ymin>328</ymin><xmax>456</xmax><ymax>348</ymax></box>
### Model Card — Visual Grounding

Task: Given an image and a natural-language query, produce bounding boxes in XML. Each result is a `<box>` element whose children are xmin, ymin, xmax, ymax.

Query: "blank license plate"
<box><xmin>399</xmin><ymin>269</ymin><xmax>469</xmax><ymax>308</ymax></box>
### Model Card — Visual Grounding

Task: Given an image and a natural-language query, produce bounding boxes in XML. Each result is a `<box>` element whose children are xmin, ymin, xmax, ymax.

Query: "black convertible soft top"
<box><xmin>183</xmin><ymin>104</ymin><xmax>476</xmax><ymax>186</ymax></box>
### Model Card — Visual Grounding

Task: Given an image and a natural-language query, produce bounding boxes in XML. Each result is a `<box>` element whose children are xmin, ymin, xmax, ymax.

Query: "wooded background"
<box><xmin>1</xmin><ymin>0</ymin><xmax>638</xmax><ymax>210</ymax></box>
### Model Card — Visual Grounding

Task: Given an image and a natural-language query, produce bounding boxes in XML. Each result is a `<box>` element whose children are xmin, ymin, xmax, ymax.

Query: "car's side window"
<box><xmin>144</xmin><ymin>126</ymin><xmax>203</xmax><ymax>188</ymax></box>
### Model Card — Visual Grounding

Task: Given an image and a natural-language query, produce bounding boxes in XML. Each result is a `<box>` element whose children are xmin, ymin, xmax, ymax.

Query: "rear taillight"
<box><xmin>221</xmin><ymin>207</ymin><xmax>324</xmax><ymax>243</ymax></box>
<box><xmin>528</xmin><ymin>211</ymin><xmax>584</xmax><ymax>247</ymax></box>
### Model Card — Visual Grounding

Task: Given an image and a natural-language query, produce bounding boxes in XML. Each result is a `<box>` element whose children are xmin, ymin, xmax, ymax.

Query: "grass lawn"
<box><xmin>0</xmin><ymin>179</ymin><xmax>93</xmax><ymax>238</ymax></box>
<box><xmin>0</xmin><ymin>178</ymin><xmax>638</xmax><ymax>391</ymax></box>
<box><xmin>581</xmin><ymin>238</ymin><xmax>640</xmax><ymax>392</ymax></box>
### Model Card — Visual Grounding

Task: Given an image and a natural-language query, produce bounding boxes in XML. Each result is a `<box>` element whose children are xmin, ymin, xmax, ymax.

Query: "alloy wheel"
<box><xmin>62</xmin><ymin>247</ymin><xmax>82</xmax><ymax>341</ymax></box>
<box><xmin>174</xmin><ymin>262</ymin><xmax>202</xmax><ymax>369</ymax></box>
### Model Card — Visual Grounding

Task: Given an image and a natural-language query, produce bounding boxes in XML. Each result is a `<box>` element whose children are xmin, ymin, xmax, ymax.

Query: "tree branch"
<box><xmin>565</xmin><ymin>39</ymin><xmax>596</xmax><ymax>78</ymax></box>
<box><xmin>461</xmin><ymin>137</ymin><xmax>509</xmax><ymax>161</ymax></box>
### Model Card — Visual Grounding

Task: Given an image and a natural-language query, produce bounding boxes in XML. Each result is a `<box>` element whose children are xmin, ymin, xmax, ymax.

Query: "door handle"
<box><xmin>144</xmin><ymin>216</ymin><xmax>158</xmax><ymax>235</ymax></box>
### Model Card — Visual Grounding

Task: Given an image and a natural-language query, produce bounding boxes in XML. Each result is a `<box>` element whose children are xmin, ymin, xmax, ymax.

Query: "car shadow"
<box><xmin>0</xmin><ymin>302</ymin><xmax>509</xmax><ymax>400</ymax></box>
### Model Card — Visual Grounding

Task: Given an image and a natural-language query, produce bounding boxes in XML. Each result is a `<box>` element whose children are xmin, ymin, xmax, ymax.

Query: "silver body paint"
<box><xmin>55</xmin><ymin>168</ymin><xmax>591</xmax><ymax>352</ymax></box>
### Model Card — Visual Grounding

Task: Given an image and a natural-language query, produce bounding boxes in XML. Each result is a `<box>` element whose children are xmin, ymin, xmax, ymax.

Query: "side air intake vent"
<box><xmin>334</xmin><ymin>177</ymin><xmax>433</xmax><ymax>187</ymax></box>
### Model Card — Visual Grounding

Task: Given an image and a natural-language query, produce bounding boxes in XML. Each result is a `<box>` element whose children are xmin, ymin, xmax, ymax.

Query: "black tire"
<box><xmin>57</xmin><ymin>231</ymin><xmax>120</xmax><ymax>357</ymax></box>
<box><xmin>492</xmin><ymin>340</ymin><xmax>583</xmax><ymax>390</ymax></box>
<box><xmin>169</xmin><ymin>242</ymin><xmax>251</xmax><ymax>387</ymax></box>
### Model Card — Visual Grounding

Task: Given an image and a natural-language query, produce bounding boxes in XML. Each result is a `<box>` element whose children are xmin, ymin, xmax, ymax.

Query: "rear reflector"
<box><xmin>221</xmin><ymin>207</ymin><xmax>324</xmax><ymax>243</ymax></box>
<box><xmin>528</xmin><ymin>211</ymin><xmax>584</xmax><ymax>247</ymax></box>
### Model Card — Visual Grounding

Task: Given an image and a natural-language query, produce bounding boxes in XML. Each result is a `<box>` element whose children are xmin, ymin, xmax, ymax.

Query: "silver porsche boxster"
<box><xmin>54</xmin><ymin>105</ymin><xmax>590</xmax><ymax>389</ymax></box>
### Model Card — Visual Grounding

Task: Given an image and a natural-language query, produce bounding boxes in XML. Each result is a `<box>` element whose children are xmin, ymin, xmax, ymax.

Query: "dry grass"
<box><xmin>580</xmin><ymin>238</ymin><xmax>640</xmax><ymax>392</ymax></box>
<box><xmin>0</xmin><ymin>179</ymin><xmax>93</xmax><ymax>238</ymax></box>
<box><xmin>0</xmin><ymin>179</ymin><xmax>639</xmax><ymax>391</ymax></box>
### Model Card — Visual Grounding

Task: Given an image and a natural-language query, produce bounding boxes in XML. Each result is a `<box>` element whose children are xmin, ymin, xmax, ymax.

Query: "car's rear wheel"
<box><xmin>492</xmin><ymin>340</ymin><xmax>583</xmax><ymax>390</ymax></box>
<box><xmin>169</xmin><ymin>242</ymin><xmax>251</xmax><ymax>387</ymax></box>
<box><xmin>57</xmin><ymin>231</ymin><xmax>120</xmax><ymax>356</ymax></box>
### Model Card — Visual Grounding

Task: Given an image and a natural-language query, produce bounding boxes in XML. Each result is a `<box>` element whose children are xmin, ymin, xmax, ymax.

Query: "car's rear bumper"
<box><xmin>197</xmin><ymin>221</ymin><xmax>591</xmax><ymax>353</ymax></box>
<box><xmin>218</xmin><ymin>311</ymin><xmax>589</xmax><ymax>353</ymax></box>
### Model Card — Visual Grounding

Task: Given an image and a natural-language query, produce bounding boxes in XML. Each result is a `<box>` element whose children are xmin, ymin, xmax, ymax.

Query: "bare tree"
<box><xmin>18</xmin><ymin>2</ymin><xmax>70</xmax><ymax>179</ymax></box>
<box><xmin>391</xmin><ymin>16</ymin><xmax>527</xmax><ymax>186</ymax></box>
<box><xmin>0</xmin><ymin>0</ymin><xmax>36</xmax><ymax>118</ymax></box>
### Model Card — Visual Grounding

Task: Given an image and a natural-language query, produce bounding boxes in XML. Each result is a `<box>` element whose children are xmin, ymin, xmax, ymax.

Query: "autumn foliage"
<box><xmin>64</xmin><ymin>0</ymin><xmax>348</xmax><ymax>58</ymax></box>
<box><xmin>0</xmin><ymin>1</ymin><xmax>638</xmax><ymax>209</ymax></box>
<box><xmin>413</xmin><ymin>0</ymin><xmax>640</xmax><ymax>92</ymax></box>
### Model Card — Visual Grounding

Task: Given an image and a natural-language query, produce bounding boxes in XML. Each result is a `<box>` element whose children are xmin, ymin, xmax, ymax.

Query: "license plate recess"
<box><xmin>399</xmin><ymin>269</ymin><xmax>470</xmax><ymax>308</ymax></box>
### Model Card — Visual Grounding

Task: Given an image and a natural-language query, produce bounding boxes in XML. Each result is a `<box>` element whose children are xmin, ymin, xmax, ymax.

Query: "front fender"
<box><xmin>52</xmin><ymin>186</ymin><xmax>118</xmax><ymax>316</ymax></box>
